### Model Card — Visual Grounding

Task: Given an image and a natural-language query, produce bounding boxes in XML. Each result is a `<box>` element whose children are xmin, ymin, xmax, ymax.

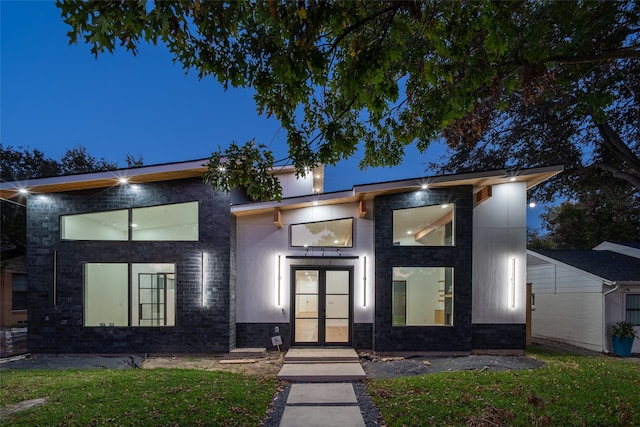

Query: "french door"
<box><xmin>292</xmin><ymin>267</ymin><xmax>353</xmax><ymax>346</ymax></box>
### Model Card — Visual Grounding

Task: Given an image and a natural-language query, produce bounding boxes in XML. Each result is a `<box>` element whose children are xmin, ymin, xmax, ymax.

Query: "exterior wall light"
<box><xmin>510</xmin><ymin>257</ymin><xmax>516</xmax><ymax>309</ymax></box>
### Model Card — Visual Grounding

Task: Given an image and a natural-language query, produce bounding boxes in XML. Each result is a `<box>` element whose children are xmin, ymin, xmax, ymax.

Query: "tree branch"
<box><xmin>591</xmin><ymin>162</ymin><xmax>640</xmax><ymax>191</ymax></box>
<box><xmin>594</xmin><ymin>120</ymin><xmax>640</xmax><ymax>173</ymax></box>
<box><xmin>547</xmin><ymin>45</ymin><xmax>640</xmax><ymax>64</ymax></box>
<box><xmin>330</xmin><ymin>4</ymin><xmax>401</xmax><ymax>54</ymax></box>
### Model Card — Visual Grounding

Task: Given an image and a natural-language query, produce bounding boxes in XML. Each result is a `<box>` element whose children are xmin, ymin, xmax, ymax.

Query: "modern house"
<box><xmin>0</xmin><ymin>160</ymin><xmax>562</xmax><ymax>355</ymax></box>
<box><xmin>527</xmin><ymin>242</ymin><xmax>640</xmax><ymax>354</ymax></box>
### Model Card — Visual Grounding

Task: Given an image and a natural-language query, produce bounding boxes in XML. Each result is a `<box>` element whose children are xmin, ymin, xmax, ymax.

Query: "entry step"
<box><xmin>284</xmin><ymin>348</ymin><xmax>359</xmax><ymax>363</ymax></box>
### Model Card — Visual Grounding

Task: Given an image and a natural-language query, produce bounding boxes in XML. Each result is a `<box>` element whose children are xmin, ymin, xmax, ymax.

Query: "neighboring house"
<box><xmin>0</xmin><ymin>160</ymin><xmax>562</xmax><ymax>355</ymax></box>
<box><xmin>528</xmin><ymin>242</ymin><xmax>640</xmax><ymax>354</ymax></box>
<box><xmin>0</xmin><ymin>255</ymin><xmax>28</xmax><ymax>328</ymax></box>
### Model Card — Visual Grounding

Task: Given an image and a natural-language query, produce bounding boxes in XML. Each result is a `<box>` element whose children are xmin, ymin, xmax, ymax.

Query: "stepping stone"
<box><xmin>286</xmin><ymin>383</ymin><xmax>357</xmax><ymax>404</ymax></box>
<box><xmin>279</xmin><ymin>406</ymin><xmax>365</xmax><ymax>427</ymax></box>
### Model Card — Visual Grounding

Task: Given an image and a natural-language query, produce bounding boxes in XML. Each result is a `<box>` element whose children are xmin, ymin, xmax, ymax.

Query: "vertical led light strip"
<box><xmin>201</xmin><ymin>251</ymin><xmax>206</xmax><ymax>307</ymax></box>
<box><xmin>277</xmin><ymin>255</ymin><xmax>282</xmax><ymax>307</ymax></box>
<box><xmin>53</xmin><ymin>250</ymin><xmax>57</xmax><ymax>307</ymax></box>
<box><xmin>363</xmin><ymin>256</ymin><xmax>367</xmax><ymax>307</ymax></box>
<box><xmin>510</xmin><ymin>257</ymin><xmax>516</xmax><ymax>309</ymax></box>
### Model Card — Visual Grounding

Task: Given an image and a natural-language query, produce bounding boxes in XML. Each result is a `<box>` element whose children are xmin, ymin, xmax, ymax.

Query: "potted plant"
<box><xmin>611</xmin><ymin>321</ymin><xmax>638</xmax><ymax>357</ymax></box>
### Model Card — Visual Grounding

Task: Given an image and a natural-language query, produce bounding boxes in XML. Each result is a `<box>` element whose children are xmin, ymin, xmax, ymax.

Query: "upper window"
<box><xmin>392</xmin><ymin>266</ymin><xmax>454</xmax><ymax>326</ymax></box>
<box><xmin>61</xmin><ymin>209</ymin><xmax>128</xmax><ymax>240</ymax></box>
<box><xmin>393</xmin><ymin>204</ymin><xmax>454</xmax><ymax>246</ymax></box>
<box><xmin>291</xmin><ymin>218</ymin><xmax>353</xmax><ymax>248</ymax></box>
<box><xmin>132</xmin><ymin>202</ymin><xmax>198</xmax><ymax>241</ymax></box>
<box><xmin>61</xmin><ymin>202</ymin><xmax>198</xmax><ymax>241</ymax></box>
<box><xmin>12</xmin><ymin>274</ymin><xmax>28</xmax><ymax>310</ymax></box>
<box><xmin>626</xmin><ymin>294</ymin><xmax>640</xmax><ymax>325</ymax></box>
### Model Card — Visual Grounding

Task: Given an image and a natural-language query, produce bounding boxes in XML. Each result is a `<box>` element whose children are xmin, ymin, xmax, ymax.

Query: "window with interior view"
<box><xmin>132</xmin><ymin>202</ymin><xmax>198</xmax><ymax>241</ymax></box>
<box><xmin>61</xmin><ymin>209</ymin><xmax>128</xmax><ymax>240</ymax></box>
<box><xmin>61</xmin><ymin>202</ymin><xmax>198</xmax><ymax>241</ymax></box>
<box><xmin>84</xmin><ymin>263</ymin><xmax>175</xmax><ymax>327</ymax></box>
<box><xmin>392</xmin><ymin>267</ymin><xmax>453</xmax><ymax>326</ymax></box>
<box><xmin>392</xmin><ymin>204</ymin><xmax>454</xmax><ymax>246</ymax></box>
<box><xmin>626</xmin><ymin>294</ymin><xmax>640</xmax><ymax>325</ymax></box>
<box><xmin>291</xmin><ymin>218</ymin><xmax>353</xmax><ymax>247</ymax></box>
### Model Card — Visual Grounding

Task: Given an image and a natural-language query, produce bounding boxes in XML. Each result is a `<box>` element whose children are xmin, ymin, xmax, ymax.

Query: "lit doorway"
<box><xmin>291</xmin><ymin>267</ymin><xmax>353</xmax><ymax>346</ymax></box>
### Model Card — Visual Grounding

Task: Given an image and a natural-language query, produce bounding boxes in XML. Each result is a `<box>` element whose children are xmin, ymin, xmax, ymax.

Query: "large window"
<box><xmin>291</xmin><ymin>218</ymin><xmax>353</xmax><ymax>248</ymax></box>
<box><xmin>12</xmin><ymin>274</ymin><xmax>27</xmax><ymax>310</ymax></box>
<box><xmin>392</xmin><ymin>204</ymin><xmax>454</xmax><ymax>246</ymax></box>
<box><xmin>84</xmin><ymin>263</ymin><xmax>175</xmax><ymax>327</ymax></box>
<box><xmin>132</xmin><ymin>202</ymin><xmax>198</xmax><ymax>241</ymax></box>
<box><xmin>392</xmin><ymin>267</ymin><xmax>453</xmax><ymax>326</ymax></box>
<box><xmin>626</xmin><ymin>294</ymin><xmax>640</xmax><ymax>325</ymax></box>
<box><xmin>61</xmin><ymin>202</ymin><xmax>198</xmax><ymax>241</ymax></box>
<box><xmin>61</xmin><ymin>210</ymin><xmax>128</xmax><ymax>240</ymax></box>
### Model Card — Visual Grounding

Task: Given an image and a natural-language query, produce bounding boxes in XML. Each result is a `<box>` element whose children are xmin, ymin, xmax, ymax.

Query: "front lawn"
<box><xmin>367</xmin><ymin>347</ymin><xmax>640</xmax><ymax>426</ymax></box>
<box><xmin>0</xmin><ymin>368</ymin><xmax>277</xmax><ymax>427</ymax></box>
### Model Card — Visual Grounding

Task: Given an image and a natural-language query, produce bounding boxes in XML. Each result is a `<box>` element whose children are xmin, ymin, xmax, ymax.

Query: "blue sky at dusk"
<box><xmin>1</xmin><ymin>1</ymin><xmax>545</xmax><ymax>227</ymax></box>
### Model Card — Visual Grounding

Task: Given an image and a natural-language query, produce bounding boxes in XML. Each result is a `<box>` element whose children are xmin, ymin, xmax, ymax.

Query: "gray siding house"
<box><xmin>528</xmin><ymin>242</ymin><xmax>640</xmax><ymax>354</ymax></box>
<box><xmin>0</xmin><ymin>160</ymin><xmax>561</xmax><ymax>355</ymax></box>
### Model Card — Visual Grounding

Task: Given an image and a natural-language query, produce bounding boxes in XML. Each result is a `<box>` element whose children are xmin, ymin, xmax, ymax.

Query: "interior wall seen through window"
<box><xmin>84</xmin><ymin>263</ymin><xmax>176</xmax><ymax>327</ymax></box>
<box><xmin>392</xmin><ymin>267</ymin><xmax>454</xmax><ymax>326</ymax></box>
<box><xmin>392</xmin><ymin>204</ymin><xmax>454</xmax><ymax>246</ymax></box>
<box><xmin>61</xmin><ymin>210</ymin><xmax>128</xmax><ymax>240</ymax></box>
<box><xmin>61</xmin><ymin>202</ymin><xmax>198</xmax><ymax>241</ymax></box>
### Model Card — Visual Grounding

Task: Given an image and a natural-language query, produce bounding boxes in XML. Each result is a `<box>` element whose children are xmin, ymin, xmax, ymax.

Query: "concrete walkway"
<box><xmin>279</xmin><ymin>383</ymin><xmax>365</xmax><ymax>427</ymax></box>
<box><xmin>276</xmin><ymin>349</ymin><xmax>369</xmax><ymax>426</ymax></box>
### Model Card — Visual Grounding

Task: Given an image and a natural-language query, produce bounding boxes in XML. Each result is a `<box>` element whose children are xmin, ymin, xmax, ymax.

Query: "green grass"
<box><xmin>0</xmin><ymin>368</ymin><xmax>277</xmax><ymax>427</ymax></box>
<box><xmin>366</xmin><ymin>346</ymin><xmax>640</xmax><ymax>426</ymax></box>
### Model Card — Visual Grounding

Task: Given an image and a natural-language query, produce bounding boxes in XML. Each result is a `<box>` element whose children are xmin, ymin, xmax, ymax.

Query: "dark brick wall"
<box><xmin>26</xmin><ymin>178</ymin><xmax>233</xmax><ymax>354</ymax></box>
<box><xmin>236</xmin><ymin>323</ymin><xmax>291</xmax><ymax>349</ymax></box>
<box><xmin>353</xmin><ymin>323</ymin><xmax>373</xmax><ymax>350</ymax></box>
<box><xmin>373</xmin><ymin>186</ymin><xmax>474</xmax><ymax>352</ymax></box>
<box><xmin>472</xmin><ymin>324</ymin><xmax>526</xmax><ymax>350</ymax></box>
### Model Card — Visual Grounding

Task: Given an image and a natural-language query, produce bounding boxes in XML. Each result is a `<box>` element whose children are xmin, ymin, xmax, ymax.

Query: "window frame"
<box><xmin>625</xmin><ymin>294</ymin><xmax>640</xmax><ymax>326</ymax></box>
<box><xmin>392</xmin><ymin>203</ymin><xmax>455</xmax><ymax>247</ymax></box>
<box><xmin>83</xmin><ymin>262</ymin><xmax>177</xmax><ymax>328</ymax></box>
<box><xmin>290</xmin><ymin>217</ymin><xmax>354</xmax><ymax>248</ymax></box>
<box><xmin>11</xmin><ymin>274</ymin><xmax>28</xmax><ymax>311</ymax></box>
<box><xmin>61</xmin><ymin>201</ymin><xmax>199</xmax><ymax>242</ymax></box>
<box><xmin>391</xmin><ymin>266</ymin><xmax>454</xmax><ymax>327</ymax></box>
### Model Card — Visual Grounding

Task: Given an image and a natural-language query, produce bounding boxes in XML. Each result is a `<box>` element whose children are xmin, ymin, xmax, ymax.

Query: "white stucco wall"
<box><xmin>235</xmin><ymin>201</ymin><xmax>375</xmax><ymax>324</ymax></box>
<box><xmin>472</xmin><ymin>182</ymin><xmax>527</xmax><ymax>324</ymax></box>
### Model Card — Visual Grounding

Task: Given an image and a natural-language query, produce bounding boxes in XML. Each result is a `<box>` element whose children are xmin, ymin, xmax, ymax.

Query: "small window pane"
<box><xmin>392</xmin><ymin>267</ymin><xmax>454</xmax><ymax>326</ymax></box>
<box><xmin>626</xmin><ymin>294</ymin><xmax>640</xmax><ymax>325</ymax></box>
<box><xmin>132</xmin><ymin>202</ymin><xmax>198</xmax><ymax>241</ymax></box>
<box><xmin>393</xmin><ymin>204</ymin><xmax>454</xmax><ymax>246</ymax></box>
<box><xmin>84</xmin><ymin>263</ymin><xmax>128</xmax><ymax>326</ymax></box>
<box><xmin>62</xmin><ymin>210</ymin><xmax>128</xmax><ymax>240</ymax></box>
<box><xmin>12</xmin><ymin>274</ymin><xmax>28</xmax><ymax>310</ymax></box>
<box><xmin>131</xmin><ymin>263</ymin><xmax>175</xmax><ymax>327</ymax></box>
<box><xmin>291</xmin><ymin>218</ymin><xmax>353</xmax><ymax>248</ymax></box>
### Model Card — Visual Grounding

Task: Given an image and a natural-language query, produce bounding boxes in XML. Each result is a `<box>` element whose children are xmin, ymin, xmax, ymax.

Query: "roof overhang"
<box><xmin>0</xmin><ymin>159</ymin><xmax>299</xmax><ymax>200</ymax></box>
<box><xmin>231</xmin><ymin>165</ymin><xmax>564</xmax><ymax>216</ymax></box>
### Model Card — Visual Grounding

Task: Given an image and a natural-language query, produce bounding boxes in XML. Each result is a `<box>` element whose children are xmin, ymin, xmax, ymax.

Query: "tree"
<box><xmin>56</xmin><ymin>0</ymin><xmax>640</xmax><ymax>201</ymax></box>
<box><xmin>528</xmin><ymin>180</ymin><xmax>640</xmax><ymax>250</ymax></box>
<box><xmin>0</xmin><ymin>145</ymin><xmax>139</xmax><ymax>256</ymax></box>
